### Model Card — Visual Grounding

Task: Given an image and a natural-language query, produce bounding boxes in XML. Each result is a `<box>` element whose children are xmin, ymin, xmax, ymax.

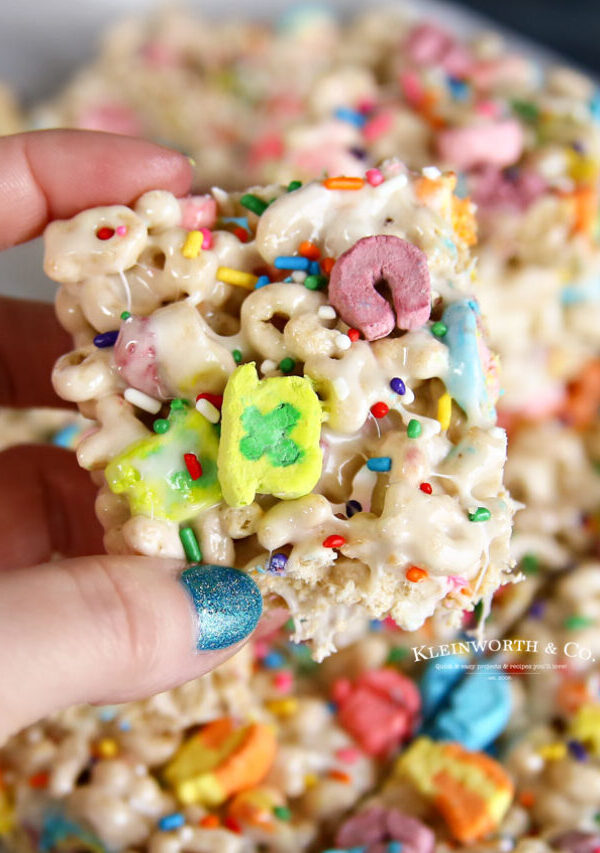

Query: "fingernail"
<box><xmin>179</xmin><ymin>564</ymin><xmax>262</xmax><ymax>651</ymax></box>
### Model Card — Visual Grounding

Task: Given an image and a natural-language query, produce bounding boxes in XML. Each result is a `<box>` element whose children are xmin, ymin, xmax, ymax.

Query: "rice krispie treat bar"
<box><xmin>44</xmin><ymin>164</ymin><xmax>515</xmax><ymax>659</ymax></box>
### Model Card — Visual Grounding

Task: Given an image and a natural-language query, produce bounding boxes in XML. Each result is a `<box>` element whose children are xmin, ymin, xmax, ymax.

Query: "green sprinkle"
<box><xmin>287</xmin><ymin>180</ymin><xmax>302</xmax><ymax>192</ymax></box>
<box><xmin>279</xmin><ymin>357</ymin><xmax>296</xmax><ymax>374</ymax></box>
<box><xmin>170</xmin><ymin>398</ymin><xmax>187</xmax><ymax>411</ymax></box>
<box><xmin>387</xmin><ymin>646</ymin><xmax>409</xmax><ymax>664</ymax></box>
<box><xmin>407</xmin><ymin>419</ymin><xmax>422</xmax><ymax>439</ymax></box>
<box><xmin>153</xmin><ymin>418</ymin><xmax>170</xmax><ymax>434</ymax></box>
<box><xmin>511</xmin><ymin>100</ymin><xmax>539</xmax><ymax>123</ymax></box>
<box><xmin>564</xmin><ymin>614</ymin><xmax>596</xmax><ymax>630</ymax></box>
<box><xmin>473</xmin><ymin>600</ymin><xmax>484</xmax><ymax>620</ymax></box>
<box><xmin>120</xmin><ymin>311</ymin><xmax>131</xmax><ymax>320</ymax></box>
<box><xmin>521</xmin><ymin>553</ymin><xmax>539</xmax><ymax>575</ymax></box>
<box><xmin>240</xmin><ymin>193</ymin><xmax>268</xmax><ymax>216</ymax></box>
<box><xmin>232</xmin><ymin>349</ymin><xmax>243</xmax><ymax>364</ymax></box>
<box><xmin>468</xmin><ymin>507</ymin><xmax>491</xmax><ymax>522</ymax></box>
<box><xmin>285</xmin><ymin>618</ymin><xmax>295</xmax><ymax>632</ymax></box>
<box><xmin>179</xmin><ymin>526</ymin><xmax>202</xmax><ymax>563</ymax></box>
<box><xmin>431</xmin><ymin>321</ymin><xmax>448</xmax><ymax>337</ymax></box>
<box><xmin>593</xmin><ymin>460</ymin><xmax>600</xmax><ymax>474</ymax></box>
<box><xmin>304</xmin><ymin>274</ymin><xmax>328</xmax><ymax>291</ymax></box>
<box><xmin>273</xmin><ymin>806</ymin><xmax>292</xmax><ymax>821</ymax></box>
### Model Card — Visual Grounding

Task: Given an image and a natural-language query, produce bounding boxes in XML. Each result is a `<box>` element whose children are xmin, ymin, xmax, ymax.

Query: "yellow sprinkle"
<box><xmin>96</xmin><ymin>738</ymin><xmax>119</xmax><ymax>759</ymax></box>
<box><xmin>537</xmin><ymin>742</ymin><xmax>567</xmax><ymax>761</ymax></box>
<box><xmin>437</xmin><ymin>392</ymin><xmax>452</xmax><ymax>431</ymax></box>
<box><xmin>266</xmin><ymin>698</ymin><xmax>298</xmax><ymax>717</ymax></box>
<box><xmin>182</xmin><ymin>230</ymin><xmax>204</xmax><ymax>259</ymax></box>
<box><xmin>304</xmin><ymin>773</ymin><xmax>318</xmax><ymax>789</ymax></box>
<box><xmin>217</xmin><ymin>266</ymin><xmax>258</xmax><ymax>290</ymax></box>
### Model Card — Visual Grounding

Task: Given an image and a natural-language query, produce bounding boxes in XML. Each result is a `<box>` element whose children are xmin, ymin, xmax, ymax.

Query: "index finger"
<box><xmin>0</xmin><ymin>130</ymin><xmax>193</xmax><ymax>250</ymax></box>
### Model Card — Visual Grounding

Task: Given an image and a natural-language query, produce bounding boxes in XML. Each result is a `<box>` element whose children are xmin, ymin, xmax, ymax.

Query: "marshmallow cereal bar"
<box><xmin>45</xmin><ymin>164</ymin><xmax>516</xmax><ymax>659</ymax></box>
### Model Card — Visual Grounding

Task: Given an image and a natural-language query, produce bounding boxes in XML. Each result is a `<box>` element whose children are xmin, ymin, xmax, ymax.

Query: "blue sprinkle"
<box><xmin>309</xmin><ymin>260</ymin><xmax>321</xmax><ymax>275</ymax></box>
<box><xmin>529</xmin><ymin>600</ymin><xmax>546</xmax><ymax>619</ymax></box>
<box><xmin>158</xmin><ymin>812</ymin><xmax>186</xmax><ymax>831</ymax></box>
<box><xmin>390</xmin><ymin>377</ymin><xmax>405</xmax><ymax>395</ymax></box>
<box><xmin>367</xmin><ymin>456</ymin><xmax>392</xmax><ymax>472</ymax></box>
<box><xmin>93</xmin><ymin>330</ymin><xmax>119</xmax><ymax>348</ymax></box>
<box><xmin>454</xmin><ymin>171</ymin><xmax>469</xmax><ymax>199</ymax></box>
<box><xmin>447</xmin><ymin>75</ymin><xmax>469</xmax><ymax>100</ymax></box>
<box><xmin>268</xmin><ymin>552</ymin><xmax>288</xmax><ymax>574</ymax></box>
<box><xmin>97</xmin><ymin>706</ymin><xmax>117</xmax><ymax>722</ymax></box>
<box><xmin>568</xmin><ymin>739</ymin><xmax>588</xmax><ymax>761</ymax></box>
<box><xmin>52</xmin><ymin>422</ymin><xmax>81</xmax><ymax>449</ymax></box>
<box><xmin>255</xmin><ymin>275</ymin><xmax>271</xmax><ymax>289</ymax></box>
<box><xmin>327</xmin><ymin>701</ymin><xmax>338</xmax><ymax>714</ymax></box>
<box><xmin>118</xmin><ymin>720</ymin><xmax>132</xmax><ymax>731</ymax></box>
<box><xmin>263</xmin><ymin>651</ymin><xmax>285</xmax><ymax>669</ymax></box>
<box><xmin>220</xmin><ymin>216</ymin><xmax>249</xmax><ymax>229</ymax></box>
<box><xmin>369</xmin><ymin>619</ymin><xmax>384</xmax><ymax>632</ymax></box>
<box><xmin>388</xmin><ymin>844</ymin><xmax>404</xmax><ymax>853</ymax></box>
<box><xmin>589</xmin><ymin>90</ymin><xmax>600</xmax><ymax>123</ymax></box>
<box><xmin>345</xmin><ymin>499</ymin><xmax>363</xmax><ymax>517</ymax></box>
<box><xmin>333</xmin><ymin>106</ymin><xmax>367</xmax><ymax>128</ymax></box>
<box><xmin>284</xmin><ymin>276</ymin><xmax>294</xmax><ymax>282</ymax></box>
<box><xmin>274</xmin><ymin>255</ymin><xmax>311</xmax><ymax>271</ymax></box>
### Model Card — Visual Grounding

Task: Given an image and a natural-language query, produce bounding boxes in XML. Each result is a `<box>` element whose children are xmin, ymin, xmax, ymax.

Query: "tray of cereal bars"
<box><xmin>0</xmin><ymin>2</ymin><xmax>599</xmax><ymax>852</ymax></box>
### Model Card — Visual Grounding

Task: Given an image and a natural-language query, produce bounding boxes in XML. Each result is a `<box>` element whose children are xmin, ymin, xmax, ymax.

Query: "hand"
<box><xmin>0</xmin><ymin>131</ymin><xmax>264</xmax><ymax>743</ymax></box>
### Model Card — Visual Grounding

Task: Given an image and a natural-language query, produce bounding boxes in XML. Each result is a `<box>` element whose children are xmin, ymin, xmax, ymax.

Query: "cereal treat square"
<box><xmin>45</xmin><ymin>163</ymin><xmax>517</xmax><ymax>659</ymax></box>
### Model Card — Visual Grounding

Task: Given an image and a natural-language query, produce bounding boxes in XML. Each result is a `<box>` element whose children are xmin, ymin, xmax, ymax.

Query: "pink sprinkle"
<box><xmin>357</xmin><ymin>97</ymin><xmax>376</xmax><ymax>114</ymax></box>
<box><xmin>365</xmin><ymin>168</ymin><xmax>384</xmax><ymax>187</ymax></box>
<box><xmin>273</xmin><ymin>670</ymin><xmax>294</xmax><ymax>693</ymax></box>
<box><xmin>400</xmin><ymin>71</ymin><xmax>425</xmax><ymax>108</ymax></box>
<box><xmin>448</xmin><ymin>576</ymin><xmax>467</xmax><ymax>590</ymax></box>
<box><xmin>363</xmin><ymin>111</ymin><xmax>393</xmax><ymax>143</ymax></box>
<box><xmin>179</xmin><ymin>195</ymin><xmax>218</xmax><ymax>230</ymax></box>
<box><xmin>254</xmin><ymin>640</ymin><xmax>269</xmax><ymax>660</ymax></box>
<box><xmin>475</xmin><ymin>99</ymin><xmax>500</xmax><ymax>118</ymax></box>
<box><xmin>116</xmin><ymin>225</ymin><xmax>127</xmax><ymax>236</ymax></box>
<box><xmin>199</xmin><ymin>227</ymin><xmax>213</xmax><ymax>250</ymax></box>
<box><xmin>335</xmin><ymin>746</ymin><xmax>361</xmax><ymax>764</ymax></box>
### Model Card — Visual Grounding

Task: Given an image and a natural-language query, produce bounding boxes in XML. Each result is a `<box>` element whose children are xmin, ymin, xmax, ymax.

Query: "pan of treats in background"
<box><xmin>0</xmin><ymin>2</ymin><xmax>599</xmax><ymax>852</ymax></box>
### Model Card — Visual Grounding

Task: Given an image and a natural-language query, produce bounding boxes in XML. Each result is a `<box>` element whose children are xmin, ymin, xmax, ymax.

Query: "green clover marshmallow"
<box><xmin>218</xmin><ymin>363</ymin><xmax>322</xmax><ymax>507</ymax></box>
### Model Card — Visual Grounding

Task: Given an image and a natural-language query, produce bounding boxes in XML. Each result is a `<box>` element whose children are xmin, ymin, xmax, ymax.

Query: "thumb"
<box><xmin>0</xmin><ymin>556</ymin><xmax>262</xmax><ymax>741</ymax></box>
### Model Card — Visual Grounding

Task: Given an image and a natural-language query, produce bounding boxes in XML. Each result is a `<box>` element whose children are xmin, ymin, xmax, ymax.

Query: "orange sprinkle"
<box><xmin>406</xmin><ymin>566</ymin><xmax>428</xmax><ymax>582</ymax></box>
<box><xmin>28</xmin><ymin>771</ymin><xmax>49</xmax><ymax>789</ymax></box>
<box><xmin>560</xmin><ymin>358</ymin><xmax>600</xmax><ymax>430</ymax></box>
<box><xmin>299</xmin><ymin>240</ymin><xmax>321</xmax><ymax>260</ymax></box>
<box><xmin>321</xmin><ymin>257</ymin><xmax>336</xmax><ymax>275</ymax></box>
<box><xmin>328</xmin><ymin>769</ymin><xmax>352</xmax><ymax>784</ymax></box>
<box><xmin>451</xmin><ymin>196</ymin><xmax>477</xmax><ymax>246</ymax></box>
<box><xmin>199</xmin><ymin>814</ymin><xmax>220</xmax><ymax>829</ymax></box>
<box><xmin>323</xmin><ymin>176</ymin><xmax>365</xmax><ymax>191</ymax></box>
<box><xmin>570</xmin><ymin>185</ymin><xmax>598</xmax><ymax>235</ymax></box>
<box><xmin>518</xmin><ymin>790</ymin><xmax>536</xmax><ymax>808</ymax></box>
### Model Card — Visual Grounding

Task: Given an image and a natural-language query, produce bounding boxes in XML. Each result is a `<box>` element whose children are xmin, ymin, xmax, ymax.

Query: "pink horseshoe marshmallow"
<box><xmin>328</xmin><ymin>235</ymin><xmax>431</xmax><ymax>341</ymax></box>
<box><xmin>437</xmin><ymin>119</ymin><xmax>524</xmax><ymax>170</ymax></box>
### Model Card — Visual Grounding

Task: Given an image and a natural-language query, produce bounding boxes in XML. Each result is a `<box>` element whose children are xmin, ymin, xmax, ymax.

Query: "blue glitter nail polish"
<box><xmin>179</xmin><ymin>564</ymin><xmax>262</xmax><ymax>651</ymax></box>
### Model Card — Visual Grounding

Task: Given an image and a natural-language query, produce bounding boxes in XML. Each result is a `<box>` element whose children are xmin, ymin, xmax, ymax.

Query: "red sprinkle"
<box><xmin>96</xmin><ymin>226</ymin><xmax>115</xmax><ymax>240</ymax></box>
<box><xmin>323</xmin><ymin>534</ymin><xmax>346</xmax><ymax>549</ymax></box>
<box><xmin>28</xmin><ymin>772</ymin><xmax>50</xmax><ymax>789</ymax></box>
<box><xmin>321</xmin><ymin>257</ymin><xmax>336</xmax><ymax>275</ymax></box>
<box><xmin>370</xmin><ymin>401</ymin><xmax>389</xmax><ymax>419</ymax></box>
<box><xmin>233</xmin><ymin>227</ymin><xmax>249</xmax><ymax>243</ymax></box>
<box><xmin>224</xmin><ymin>816</ymin><xmax>242</xmax><ymax>834</ymax></box>
<box><xmin>196</xmin><ymin>393</ymin><xmax>224</xmax><ymax>409</ymax></box>
<box><xmin>184</xmin><ymin>453</ymin><xmax>203</xmax><ymax>480</ymax></box>
<box><xmin>419</xmin><ymin>482</ymin><xmax>433</xmax><ymax>494</ymax></box>
<box><xmin>347</xmin><ymin>328</ymin><xmax>360</xmax><ymax>342</ymax></box>
<box><xmin>406</xmin><ymin>566</ymin><xmax>428</xmax><ymax>582</ymax></box>
<box><xmin>273</xmin><ymin>671</ymin><xmax>294</xmax><ymax>693</ymax></box>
